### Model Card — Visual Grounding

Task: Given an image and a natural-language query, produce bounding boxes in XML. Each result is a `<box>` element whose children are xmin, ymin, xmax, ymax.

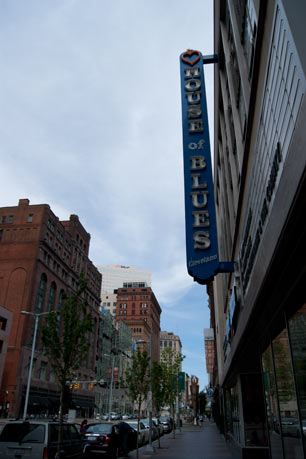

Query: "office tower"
<box><xmin>98</xmin><ymin>264</ymin><xmax>152</xmax><ymax>316</ymax></box>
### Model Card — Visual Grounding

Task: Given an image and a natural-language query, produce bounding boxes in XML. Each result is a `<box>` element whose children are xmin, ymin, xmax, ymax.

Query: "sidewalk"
<box><xmin>128</xmin><ymin>420</ymin><xmax>241</xmax><ymax>458</ymax></box>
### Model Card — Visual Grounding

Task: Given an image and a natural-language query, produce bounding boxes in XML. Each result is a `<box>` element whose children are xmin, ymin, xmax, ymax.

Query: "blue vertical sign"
<box><xmin>180</xmin><ymin>50</ymin><xmax>219</xmax><ymax>284</ymax></box>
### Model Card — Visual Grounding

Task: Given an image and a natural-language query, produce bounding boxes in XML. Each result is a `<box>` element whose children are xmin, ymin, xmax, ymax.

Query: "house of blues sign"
<box><xmin>180</xmin><ymin>50</ymin><xmax>229</xmax><ymax>284</ymax></box>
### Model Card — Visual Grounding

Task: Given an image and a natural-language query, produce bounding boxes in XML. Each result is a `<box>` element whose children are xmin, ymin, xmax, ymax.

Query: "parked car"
<box><xmin>159</xmin><ymin>417</ymin><xmax>172</xmax><ymax>434</ymax></box>
<box><xmin>152</xmin><ymin>418</ymin><xmax>164</xmax><ymax>437</ymax></box>
<box><xmin>82</xmin><ymin>422</ymin><xmax>137</xmax><ymax>457</ymax></box>
<box><xmin>280</xmin><ymin>418</ymin><xmax>301</xmax><ymax>438</ymax></box>
<box><xmin>141</xmin><ymin>419</ymin><xmax>159</xmax><ymax>440</ymax></box>
<box><xmin>124</xmin><ymin>421</ymin><xmax>148</xmax><ymax>446</ymax></box>
<box><xmin>0</xmin><ymin>420</ymin><xmax>83</xmax><ymax>458</ymax></box>
<box><xmin>302</xmin><ymin>419</ymin><xmax>306</xmax><ymax>437</ymax></box>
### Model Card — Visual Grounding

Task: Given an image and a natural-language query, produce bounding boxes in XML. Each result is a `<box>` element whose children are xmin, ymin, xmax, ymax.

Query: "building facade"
<box><xmin>115</xmin><ymin>284</ymin><xmax>161</xmax><ymax>362</ymax></box>
<box><xmin>212</xmin><ymin>1</ymin><xmax>306</xmax><ymax>457</ymax></box>
<box><xmin>98</xmin><ymin>264</ymin><xmax>152</xmax><ymax>293</ymax></box>
<box><xmin>160</xmin><ymin>331</ymin><xmax>182</xmax><ymax>368</ymax></box>
<box><xmin>0</xmin><ymin>199</ymin><xmax>102</xmax><ymax>418</ymax></box>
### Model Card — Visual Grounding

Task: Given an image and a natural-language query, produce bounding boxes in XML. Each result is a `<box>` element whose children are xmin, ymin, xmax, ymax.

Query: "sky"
<box><xmin>0</xmin><ymin>0</ymin><xmax>214</xmax><ymax>390</ymax></box>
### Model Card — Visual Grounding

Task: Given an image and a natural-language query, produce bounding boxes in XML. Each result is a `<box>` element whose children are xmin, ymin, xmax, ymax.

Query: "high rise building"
<box><xmin>98</xmin><ymin>265</ymin><xmax>152</xmax><ymax>317</ymax></box>
<box><xmin>0</xmin><ymin>199</ymin><xmax>101</xmax><ymax>418</ymax></box>
<box><xmin>98</xmin><ymin>264</ymin><xmax>152</xmax><ymax>293</ymax></box>
<box><xmin>115</xmin><ymin>284</ymin><xmax>161</xmax><ymax>362</ymax></box>
<box><xmin>160</xmin><ymin>331</ymin><xmax>182</xmax><ymax>369</ymax></box>
<box><xmin>212</xmin><ymin>1</ymin><xmax>306</xmax><ymax>457</ymax></box>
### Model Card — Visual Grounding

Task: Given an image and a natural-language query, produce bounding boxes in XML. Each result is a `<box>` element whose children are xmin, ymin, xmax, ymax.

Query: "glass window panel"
<box><xmin>273</xmin><ymin>328</ymin><xmax>303</xmax><ymax>458</ymax></box>
<box><xmin>288</xmin><ymin>304</ymin><xmax>306</xmax><ymax>456</ymax></box>
<box><xmin>262</xmin><ymin>344</ymin><xmax>283</xmax><ymax>458</ymax></box>
<box><xmin>241</xmin><ymin>373</ymin><xmax>268</xmax><ymax>446</ymax></box>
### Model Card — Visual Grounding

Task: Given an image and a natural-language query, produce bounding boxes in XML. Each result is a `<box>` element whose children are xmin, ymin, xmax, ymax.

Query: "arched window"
<box><xmin>56</xmin><ymin>290</ymin><xmax>65</xmax><ymax>332</ymax></box>
<box><xmin>47</xmin><ymin>282</ymin><xmax>57</xmax><ymax>311</ymax></box>
<box><xmin>35</xmin><ymin>274</ymin><xmax>47</xmax><ymax>314</ymax></box>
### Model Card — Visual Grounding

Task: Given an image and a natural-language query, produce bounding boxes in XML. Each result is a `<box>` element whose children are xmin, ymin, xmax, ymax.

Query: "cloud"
<box><xmin>0</xmin><ymin>0</ymin><xmax>214</xmax><ymax>388</ymax></box>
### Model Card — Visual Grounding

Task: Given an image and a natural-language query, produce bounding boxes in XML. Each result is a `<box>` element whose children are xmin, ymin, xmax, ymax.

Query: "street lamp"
<box><xmin>136</xmin><ymin>335</ymin><xmax>155</xmax><ymax>454</ymax></box>
<box><xmin>20</xmin><ymin>310</ymin><xmax>52</xmax><ymax>420</ymax></box>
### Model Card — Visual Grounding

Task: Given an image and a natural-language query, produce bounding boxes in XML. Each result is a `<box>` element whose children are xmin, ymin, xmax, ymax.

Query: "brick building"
<box><xmin>0</xmin><ymin>199</ymin><xmax>101</xmax><ymax>417</ymax></box>
<box><xmin>115</xmin><ymin>284</ymin><xmax>161</xmax><ymax>362</ymax></box>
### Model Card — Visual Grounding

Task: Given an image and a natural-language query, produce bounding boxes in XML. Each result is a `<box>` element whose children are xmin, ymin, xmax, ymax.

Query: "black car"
<box><xmin>82</xmin><ymin>422</ymin><xmax>137</xmax><ymax>458</ymax></box>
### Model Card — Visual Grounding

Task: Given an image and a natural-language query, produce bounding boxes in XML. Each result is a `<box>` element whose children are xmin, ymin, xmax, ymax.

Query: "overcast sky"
<box><xmin>0</xmin><ymin>0</ymin><xmax>214</xmax><ymax>390</ymax></box>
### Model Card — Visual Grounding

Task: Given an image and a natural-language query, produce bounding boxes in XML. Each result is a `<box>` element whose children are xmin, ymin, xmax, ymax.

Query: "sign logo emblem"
<box><xmin>181</xmin><ymin>49</ymin><xmax>201</xmax><ymax>66</ymax></box>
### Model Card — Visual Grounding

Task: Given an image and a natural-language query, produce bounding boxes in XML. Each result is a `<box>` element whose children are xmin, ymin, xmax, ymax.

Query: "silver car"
<box><xmin>0</xmin><ymin>420</ymin><xmax>83</xmax><ymax>458</ymax></box>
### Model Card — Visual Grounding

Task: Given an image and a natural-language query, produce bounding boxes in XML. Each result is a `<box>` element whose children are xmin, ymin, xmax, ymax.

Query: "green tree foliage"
<box><xmin>124</xmin><ymin>349</ymin><xmax>150</xmax><ymax>458</ymax></box>
<box><xmin>41</xmin><ymin>275</ymin><xmax>93</xmax><ymax>458</ymax></box>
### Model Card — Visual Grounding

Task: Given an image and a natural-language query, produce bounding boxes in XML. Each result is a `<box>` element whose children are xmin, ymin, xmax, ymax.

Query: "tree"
<box><xmin>160</xmin><ymin>348</ymin><xmax>184</xmax><ymax>438</ymax></box>
<box><xmin>124</xmin><ymin>349</ymin><xmax>150</xmax><ymax>459</ymax></box>
<box><xmin>41</xmin><ymin>275</ymin><xmax>93</xmax><ymax>458</ymax></box>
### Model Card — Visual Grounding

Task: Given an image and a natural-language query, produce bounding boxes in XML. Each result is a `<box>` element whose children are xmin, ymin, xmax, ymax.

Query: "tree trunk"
<box><xmin>56</xmin><ymin>383</ymin><xmax>65</xmax><ymax>459</ymax></box>
<box><xmin>136</xmin><ymin>401</ymin><xmax>141</xmax><ymax>459</ymax></box>
<box><xmin>172</xmin><ymin>404</ymin><xmax>175</xmax><ymax>439</ymax></box>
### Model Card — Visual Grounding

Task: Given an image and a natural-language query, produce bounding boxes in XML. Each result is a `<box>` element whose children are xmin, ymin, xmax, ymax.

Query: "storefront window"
<box><xmin>288</xmin><ymin>304</ymin><xmax>306</xmax><ymax>457</ymax></box>
<box><xmin>224</xmin><ymin>384</ymin><xmax>242</xmax><ymax>443</ymax></box>
<box><xmin>273</xmin><ymin>328</ymin><xmax>303</xmax><ymax>458</ymax></box>
<box><xmin>241</xmin><ymin>373</ymin><xmax>268</xmax><ymax>446</ymax></box>
<box><xmin>262</xmin><ymin>344</ymin><xmax>283</xmax><ymax>457</ymax></box>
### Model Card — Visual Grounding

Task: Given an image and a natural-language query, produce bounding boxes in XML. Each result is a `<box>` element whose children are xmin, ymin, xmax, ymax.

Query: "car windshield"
<box><xmin>85</xmin><ymin>424</ymin><xmax>112</xmax><ymax>434</ymax></box>
<box><xmin>0</xmin><ymin>423</ymin><xmax>45</xmax><ymax>443</ymax></box>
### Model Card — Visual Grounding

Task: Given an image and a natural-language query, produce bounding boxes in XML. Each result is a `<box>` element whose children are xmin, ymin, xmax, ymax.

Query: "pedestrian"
<box><xmin>80</xmin><ymin>419</ymin><xmax>88</xmax><ymax>433</ymax></box>
<box><xmin>118</xmin><ymin>421</ymin><xmax>132</xmax><ymax>457</ymax></box>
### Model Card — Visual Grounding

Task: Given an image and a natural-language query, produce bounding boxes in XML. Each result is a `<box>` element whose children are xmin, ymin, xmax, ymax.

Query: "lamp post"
<box><xmin>20</xmin><ymin>310</ymin><xmax>52</xmax><ymax>420</ymax></box>
<box><xmin>136</xmin><ymin>334</ymin><xmax>155</xmax><ymax>454</ymax></box>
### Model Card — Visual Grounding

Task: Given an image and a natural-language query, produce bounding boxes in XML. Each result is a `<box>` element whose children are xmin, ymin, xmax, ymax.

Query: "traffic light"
<box><xmin>69</xmin><ymin>384</ymin><xmax>73</xmax><ymax>390</ymax></box>
<box><xmin>90</xmin><ymin>382</ymin><xmax>94</xmax><ymax>389</ymax></box>
<box><xmin>74</xmin><ymin>382</ymin><xmax>79</xmax><ymax>390</ymax></box>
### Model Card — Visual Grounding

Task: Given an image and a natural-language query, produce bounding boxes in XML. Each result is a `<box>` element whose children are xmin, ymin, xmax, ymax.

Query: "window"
<box><xmin>35</xmin><ymin>274</ymin><xmax>47</xmax><ymax>315</ymax></box>
<box><xmin>27</xmin><ymin>214</ymin><xmax>33</xmax><ymax>223</ymax></box>
<box><xmin>1</xmin><ymin>216</ymin><xmax>6</xmax><ymax>224</ymax></box>
<box><xmin>0</xmin><ymin>340</ymin><xmax>3</xmax><ymax>353</ymax></box>
<box><xmin>0</xmin><ymin>317</ymin><xmax>7</xmax><ymax>330</ymax></box>
<box><xmin>8</xmin><ymin>215</ymin><xmax>13</xmax><ymax>224</ymax></box>
<box><xmin>120</xmin><ymin>303</ymin><xmax>127</xmax><ymax>309</ymax></box>
<box><xmin>39</xmin><ymin>361</ymin><xmax>47</xmax><ymax>380</ymax></box>
<box><xmin>47</xmin><ymin>282</ymin><xmax>57</xmax><ymax>311</ymax></box>
<box><xmin>49</xmin><ymin>368</ymin><xmax>56</xmax><ymax>382</ymax></box>
<box><xmin>0</xmin><ymin>229</ymin><xmax>3</xmax><ymax>241</ymax></box>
